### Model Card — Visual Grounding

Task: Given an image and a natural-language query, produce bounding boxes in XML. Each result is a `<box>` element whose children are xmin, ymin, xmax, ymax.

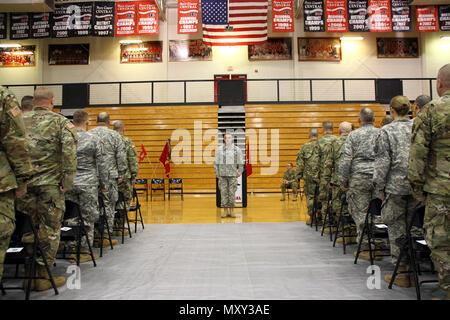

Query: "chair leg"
<box><xmin>82</xmin><ymin>225</ymin><xmax>96</xmax><ymax>267</ymax></box>
<box><xmin>408</xmin><ymin>238</ymin><xmax>421</xmax><ymax>300</ymax></box>
<box><xmin>354</xmin><ymin>218</ymin><xmax>367</xmax><ymax>264</ymax></box>
<box><xmin>139</xmin><ymin>206</ymin><xmax>144</xmax><ymax>229</ymax></box>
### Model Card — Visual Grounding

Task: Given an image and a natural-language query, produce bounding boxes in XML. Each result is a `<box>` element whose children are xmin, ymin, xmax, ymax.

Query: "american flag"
<box><xmin>201</xmin><ymin>0</ymin><xmax>268</xmax><ymax>46</ymax></box>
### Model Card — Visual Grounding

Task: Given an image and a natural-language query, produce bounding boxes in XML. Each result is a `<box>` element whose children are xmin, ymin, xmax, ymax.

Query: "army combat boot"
<box><xmin>230</xmin><ymin>207</ymin><xmax>236</xmax><ymax>218</ymax></box>
<box><xmin>221</xmin><ymin>208</ymin><xmax>228</xmax><ymax>218</ymax></box>
<box><xmin>384</xmin><ymin>266</ymin><xmax>415</xmax><ymax>287</ymax></box>
<box><xmin>280</xmin><ymin>193</ymin><xmax>286</xmax><ymax>201</ymax></box>
<box><xmin>35</xmin><ymin>265</ymin><xmax>66</xmax><ymax>291</ymax></box>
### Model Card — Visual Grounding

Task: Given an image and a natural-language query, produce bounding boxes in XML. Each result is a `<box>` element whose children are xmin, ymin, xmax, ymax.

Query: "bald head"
<box><xmin>113</xmin><ymin>120</ymin><xmax>125</xmax><ymax>134</ymax></box>
<box><xmin>339</xmin><ymin>121</ymin><xmax>352</xmax><ymax>134</ymax></box>
<box><xmin>97</xmin><ymin>112</ymin><xmax>110</xmax><ymax>125</ymax></box>
<box><xmin>437</xmin><ymin>63</ymin><xmax>450</xmax><ymax>97</ymax></box>
<box><xmin>33</xmin><ymin>87</ymin><xmax>54</xmax><ymax>109</ymax></box>
<box><xmin>309</xmin><ymin>128</ymin><xmax>318</xmax><ymax>138</ymax></box>
<box><xmin>359</xmin><ymin>107</ymin><xmax>374</xmax><ymax>124</ymax></box>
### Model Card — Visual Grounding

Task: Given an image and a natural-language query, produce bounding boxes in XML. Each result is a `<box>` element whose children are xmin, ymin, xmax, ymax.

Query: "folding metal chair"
<box><xmin>168</xmin><ymin>178</ymin><xmax>184</xmax><ymax>200</ymax></box>
<box><xmin>94</xmin><ymin>195</ymin><xmax>114</xmax><ymax>257</ymax></box>
<box><xmin>151</xmin><ymin>178</ymin><xmax>165</xmax><ymax>201</ymax></box>
<box><xmin>134</xmin><ymin>178</ymin><xmax>149</xmax><ymax>201</ymax></box>
<box><xmin>129</xmin><ymin>188</ymin><xmax>145</xmax><ymax>233</ymax></box>
<box><xmin>114</xmin><ymin>192</ymin><xmax>132</xmax><ymax>244</ymax></box>
<box><xmin>320</xmin><ymin>188</ymin><xmax>336</xmax><ymax>241</ymax></box>
<box><xmin>333</xmin><ymin>196</ymin><xmax>357</xmax><ymax>254</ymax></box>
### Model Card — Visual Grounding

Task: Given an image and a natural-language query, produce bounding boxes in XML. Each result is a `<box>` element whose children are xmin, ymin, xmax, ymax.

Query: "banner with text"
<box><xmin>304</xmin><ymin>0</ymin><xmax>325</xmax><ymax>32</ymax></box>
<box><xmin>439</xmin><ymin>5</ymin><xmax>450</xmax><ymax>31</ymax></box>
<box><xmin>10</xmin><ymin>13</ymin><xmax>31</xmax><ymax>39</ymax></box>
<box><xmin>348</xmin><ymin>0</ymin><xmax>369</xmax><ymax>32</ymax></box>
<box><xmin>0</xmin><ymin>13</ymin><xmax>7</xmax><ymax>39</ymax></box>
<box><xmin>93</xmin><ymin>1</ymin><xmax>115</xmax><ymax>36</ymax></box>
<box><xmin>325</xmin><ymin>0</ymin><xmax>347</xmax><ymax>32</ymax></box>
<box><xmin>115</xmin><ymin>1</ymin><xmax>137</xmax><ymax>36</ymax></box>
<box><xmin>137</xmin><ymin>0</ymin><xmax>158</xmax><ymax>35</ymax></box>
<box><xmin>51</xmin><ymin>3</ymin><xmax>72</xmax><ymax>38</ymax></box>
<box><xmin>31</xmin><ymin>12</ymin><xmax>51</xmax><ymax>38</ymax></box>
<box><xmin>272</xmin><ymin>0</ymin><xmax>294</xmax><ymax>32</ymax></box>
<box><xmin>177</xmin><ymin>0</ymin><xmax>199</xmax><ymax>34</ymax></box>
<box><xmin>369</xmin><ymin>0</ymin><xmax>391</xmax><ymax>32</ymax></box>
<box><xmin>391</xmin><ymin>0</ymin><xmax>411</xmax><ymax>32</ymax></box>
<box><xmin>416</xmin><ymin>5</ymin><xmax>439</xmax><ymax>32</ymax></box>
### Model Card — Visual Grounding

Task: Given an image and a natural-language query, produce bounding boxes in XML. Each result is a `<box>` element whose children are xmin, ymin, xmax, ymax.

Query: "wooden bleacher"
<box><xmin>85</xmin><ymin>103</ymin><xmax>385</xmax><ymax>194</ymax></box>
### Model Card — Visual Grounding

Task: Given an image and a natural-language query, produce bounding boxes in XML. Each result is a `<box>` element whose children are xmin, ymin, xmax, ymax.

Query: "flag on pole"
<box><xmin>246</xmin><ymin>140</ymin><xmax>252</xmax><ymax>177</ymax></box>
<box><xmin>139</xmin><ymin>143</ymin><xmax>147</xmax><ymax>163</ymax></box>
<box><xmin>201</xmin><ymin>0</ymin><xmax>269</xmax><ymax>46</ymax></box>
<box><xmin>159</xmin><ymin>140</ymin><xmax>171</xmax><ymax>177</ymax></box>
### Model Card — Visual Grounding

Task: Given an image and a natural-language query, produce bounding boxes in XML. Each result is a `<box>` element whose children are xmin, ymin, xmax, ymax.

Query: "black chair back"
<box><xmin>64</xmin><ymin>200</ymin><xmax>80</xmax><ymax>220</ymax></box>
<box><xmin>368</xmin><ymin>198</ymin><xmax>382</xmax><ymax>216</ymax></box>
<box><xmin>152</xmin><ymin>178</ymin><xmax>165</xmax><ymax>185</ymax></box>
<box><xmin>9</xmin><ymin>211</ymin><xmax>33</xmax><ymax>245</ymax></box>
<box><xmin>169</xmin><ymin>178</ymin><xmax>182</xmax><ymax>184</ymax></box>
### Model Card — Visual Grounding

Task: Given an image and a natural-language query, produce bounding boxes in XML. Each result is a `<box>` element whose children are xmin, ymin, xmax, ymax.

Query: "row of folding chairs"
<box><xmin>308</xmin><ymin>188</ymin><xmax>438</xmax><ymax>300</ymax></box>
<box><xmin>1</xmin><ymin>188</ymin><xmax>145</xmax><ymax>300</ymax></box>
<box><xmin>134</xmin><ymin>178</ymin><xmax>184</xmax><ymax>201</ymax></box>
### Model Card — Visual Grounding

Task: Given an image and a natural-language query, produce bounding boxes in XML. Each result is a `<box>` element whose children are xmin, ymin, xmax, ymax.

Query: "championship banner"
<box><xmin>115</xmin><ymin>1</ymin><xmax>137</xmax><ymax>36</ymax></box>
<box><xmin>177</xmin><ymin>0</ymin><xmax>199</xmax><ymax>34</ymax></box>
<box><xmin>416</xmin><ymin>6</ymin><xmax>439</xmax><ymax>32</ymax></box>
<box><xmin>369</xmin><ymin>0</ymin><xmax>392</xmax><ymax>32</ymax></box>
<box><xmin>272</xmin><ymin>0</ymin><xmax>294</xmax><ymax>32</ymax></box>
<box><xmin>439</xmin><ymin>5</ymin><xmax>450</xmax><ymax>31</ymax></box>
<box><xmin>137</xmin><ymin>0</ymin><xmax>158</xmax><ymax>35</ymax></box>
<box><xmin>390</xmin><ymin>0</ymin><xmax>411</xmax><ymax>32</ymax></box>
<box><xmin>325</xmin><ymin>0</ymin><xmax>348</xmax><ymax>32</ymax></box>
<box><xmin>93</xmin><ymin>1</ymin><xmax>115</xmax><ymax>37</ymax></box>
<box><xmin>348</xmin><ymin>0</ymin><xmax>369</xmax><ymax>32</ymax></box>
<box><xmin>303</xmin><ymin>0</ymin><xmax>325</xmax><ymax>32</ymax></box>
<box><xmin>72</xmin><ymin>1</ymin><xmax>94</xmax><ymax>37</ymax></box>
<box><xmin>51</xmin><ymin>3</ymin><xmax>72</xmax><ymax>38</ymax></box>
<box><xmin>0</xmin><ymin>13</ymin><xmax>6</xmax><ymax>39</ymax></box>
<box><xmin>10</xmin><ymin>13</ymin><xmax>31</xmax><ymax>39</ymax></box>
<box><xmin>31</xmin><ymin>12</ymin><xmax>51</xmax><ymax>38</ymax></box>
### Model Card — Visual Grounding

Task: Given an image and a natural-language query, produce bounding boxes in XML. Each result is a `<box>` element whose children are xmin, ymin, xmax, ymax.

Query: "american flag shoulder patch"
<box><xmin>66</xmin><ymin>122</ymin><xmax>75</xmax><ymax>129</ymax></box>
<box><xmin>10</xmin><ymin>106</ymin><xmax>21</xmax><ymax>117</ymax></box>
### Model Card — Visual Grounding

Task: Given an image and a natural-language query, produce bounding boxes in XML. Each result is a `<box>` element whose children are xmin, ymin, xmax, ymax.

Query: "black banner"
<box><xmin>439</xmin><ymin>5</ymin><xmax>450</xmax><ymax>31</ymax></box>
<box><xmin>93</xmin><ymin>1</ymin><xmax>115</xmax><ymax>37</ymax></box>
<box><xmin>348</xmin><ymin>0</ymin><xmax>369</xmax><ymax>32</ymax></box>
<box><xmin>31</xmin><ymin>12</ymin><xmax>51</xmax><ymax>38</ymax></box>
<box><xmin>10</xmin><ymin>13</ymin><xmax>31</xmax><ymax>39</ymax></box>
<box><xmin>51</xmin><ymin>3</ymin><xmax>72</xmax><ymax>38</ymax></box>
<box><xmin>391</xmin><ymin>0</ymin><xmax>411</xmax><ymax>32</ymax></box>
<box><xmin>0</xmin><ymin>13</ymin><xmax>6</xmax><ymax>39</ymax></box>
<box><xmin>303</xmin><ymin>0</ymin><xmax>325</xmax><ymax>32</ymax></box>
<box><xmin>72</xmin><ymin>2</ymin><xmax>93</xmax><ymax>37</ymax></box>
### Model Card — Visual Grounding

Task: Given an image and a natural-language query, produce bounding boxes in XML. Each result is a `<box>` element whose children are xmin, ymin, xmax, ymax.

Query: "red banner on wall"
<box><xmin>137</xmin><ymin>0</ymin><xmax>158</xmax><ymax>35</ymax></box>
<box><xmin>369</xmin><ymin>0</ymin><xmax>392</xmax><ymax>32</ymax></box>
<box><xmin>416</xmin><ymin>5</ymin><xmax>439</xmax><ymax>32</ymax></box>
<box><xmin>115</xmin><ymin>1</ymin><xmax>137</xmax><ymax>36</ymax></box>
<box><xmin>325</xmin><ymin>0</ymin><xmax>348</xmax><ymax>32</ymax></box>
<box><xmin>177</xmin><ymin>0</ymin><xmax>199</xmax><ymax>34</ymax></box>
<box><xmin>272</xmin><ymin>0</ymin><xmax>294</xmax><ymax>32</ymax></box>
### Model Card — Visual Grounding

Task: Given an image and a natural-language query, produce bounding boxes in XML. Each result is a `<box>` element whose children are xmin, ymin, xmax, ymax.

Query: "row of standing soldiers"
<box><xmin>0</xmin><ymin>86</ymin><xmax>139</xmax><ymax>291</ymax></box>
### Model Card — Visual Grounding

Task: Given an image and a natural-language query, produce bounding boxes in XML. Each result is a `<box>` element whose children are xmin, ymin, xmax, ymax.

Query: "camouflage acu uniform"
<box><xmin>214</xmin><ymin>144</ymin><xmax>244</xmax><ymax>208</ymax></box>
<box><xmin>117</xmin><ymin>135</ymin><xmax>139</xmax><ymax>211</ymax></box>
<box><xmin>322</xmin><ymin>133</ymin><xmax>349</xmax><ymax>218</ymax></box>
<box><xmin>65</xmin><ymin>130</ymin><xmax>108</xmax><ymax>250</ymax></box>
<box><xmin>408</xmin><ymin>90</ymin><xmax>450</xmax><ymax>292</ymax></box>
<box><xmin>0</xmin><ymin>87</ymin><xmax>32</xmax><ymax>282</ymax></box>
<box><xmin>17</xmin><ymin>107</ymin><xmax>78</xmax><ymax>266</ymax></box>
<box><xmin>296</xmin><ymin>138</ymin><xmax>320</xmax><ymax>217</ymax></box>
<box><xmin>281</xmin><ymin>169</ymin><xmax>298</xmax><ymax>195</ymax></box>
<box><xmin>89</xmin><ymin>126</ymin><xmax>127</xmax><ymax>231</ymax></box>
<box><xmin>373</xmin><ymin>119</ymin><xmax>420</xmax><ymax>266</ymax></box>
<box><xmin>339</xmin><ymin>124</ymin><xmax>380</xmax><ymax>245</ymax></box>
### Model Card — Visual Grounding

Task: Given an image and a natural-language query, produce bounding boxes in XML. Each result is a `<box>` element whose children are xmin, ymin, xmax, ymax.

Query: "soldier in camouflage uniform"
<box><xmin>408</xmin><ymin>64</ymin><xmax>450</xmax><ymax>299</ymax></box>
<box><xmin>17</xmin><ymin>87</ymin><xmax>78</xmax><ymax>291</ymax></box>
<box><xmin>412</xmin><ymin>94</ymin><xmax>432</xmax><ymax>117</ymax></box>
<box><xmin>380</xmin><ymin>115</ymin><xmax>393</xmax><ymax>127</ymax></box>
<box><xmin>280</xmin><ymin>163</ymin><xmax>298</xmax><ymax>201</ymax></box>
<box><xmin>0</xmin><ymin>86</ymin><xmax>32</xmax><ymax>283</ymax></box>
<box><xmin>339</xmin><ymin>108</ymin><xmax>381</xmax><ymax>260</ymax></box>
<box><xmin>64</xmin><ymin>110</ymin><xmax>108</xmax><ymax>262</ymax></box>
<box><xmin>321</xmin><ymin>122</ymin><xmax>353</xmax><ymax>236</ymax></box>
<box><xmin>214</xmin><ymin>133</ymin><xmax>244</xmax><ymax>218</ymax></box>
<box><xmin>373</xmin><ymin>96</ymin><xmax>420</xmax><ymax>287</ymax></box>
<box><xmin>89</xmin><ymin>112</ymin><xmax>127</xmax><ymax>237</ymax></box>
<box><xmin>296</xmin><ymin>129</ymin><xmax>320</xmax><ymax>224</ymax></box>
<box><xmin>317</xmin><ymin>121</ymin><xmax>338</xmax><ymax>223</ymax></box>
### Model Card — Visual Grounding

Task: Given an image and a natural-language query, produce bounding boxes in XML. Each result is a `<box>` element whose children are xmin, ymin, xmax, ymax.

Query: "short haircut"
<box><xmin>390</xmin><ymin>95</ymin><xmax>410</xmax><ymax>116</ymax></box>
<box><xmin>322</xmin><ymin>120</ymin><xmax>333</xmax><ymax>131</ymax></box>
<box><xmin>33</xmin><ymin>87</ymin><xmax>54</xmax><ymax>105</ymax></box>
<box><xmin>73</xmin><ymin>110</ymin><xmax>89</xmax><ymax>125</ymax></box>
<box><xmin>381</xmin><ymin>115</ymin><xmax>393</xmax><ymax>127</ymax></box>
<box><xmin>359</xmin><ymin>107</ymin><xmax>374</xmax><ymax>123</ymax></box>
<box><xmin>437</xmin><ymin>63</ymin><xmax>450</xmax><ymax>88</ymax></box>
<box><xmin>97</xmin><ymin>112</ymin><xmax>110</xmax><ymax>123</ymax></box>
<box><xmin>287</xmin><ymin>163</ymin><xmax>293</xmax><ymax>167</ymax></box>
<box><xmin>309</xmin><ymin>128</ymin><xmax>318</xmax><ymax>137</ymax></box>
<box><xmin>339</xmin><ymin>121</ymin><xmax>352</xmax><ymax>133</ymax></box>
<box><xmin>414</xmin><ymin>95</ymin><xmax>432</xmax><ymax>110</ymax></box>
<box><xmin>20</xmin><ymin>95</ymin><xmax>33</xmax><ymax>111</ymax></box>
<box><xmin>113</xmin><ymin>120</ymin><xmax>125</xmax><ymax>131</ymax></box>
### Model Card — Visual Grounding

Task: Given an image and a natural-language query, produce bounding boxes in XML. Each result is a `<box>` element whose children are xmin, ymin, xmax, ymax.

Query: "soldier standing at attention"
<box><xmin>214</xmin><ymin>133</ymin><xmax>244</xmax><ymax>218</ymax></box>
<box><xmin>409</xmin><ymin>64</ymin><xmax>450</xmax><ymax>300</ymax></box>
<box><xmin>373</xmin><ymin>96</ymin><xmax>419</xmax><ymax>287</ymax></box>
<box><xmin>280</xmin><ymin>163</ymin><xmax>298</xmax><ymax>201</ymax></box>
<box><xmin>20</xmin><ymin>95</ymin><xmax>33</xmax><ymax>114</ymax></box>
<box><xmin>89</xmin><ymin>112</ymin><xmax>127</xmax><ymax>243</ymax></box>
<box><xmin>339</xmin><ymin>108</ymin><xmax>380</xmax><ymax>260</ymax></box>
<box><xmin>412</xmin><ymin>94</ymin><xmax>432</xmax><ymax>117</ymax></box>
<box><xmin>317</xmin><ymin>121</ymin><xmax>338</xmax><ymax>224</ymax></box>
<box><xmin>113</xmin><ymin>120</ymin><xmax>139</xmax><ymax>234</ymax></box>
<box><xmin>321</xmin><ymin>122</ymin><xmax>353</xmax><ymax>237</ymax></box>
<box><xmin>0</xmin><ymin>86</ymin><xmax>32</xmax><ymax>284</ymax></box>
<box><xmin>17</xmin><ymin>87</ymin><xmax>78</xmax><ymax>291</ymax></box>
<box><xmin>296</xmin><ymin>129</ymin><xmax>320</xmax><ymax>225</ymax></box>
<box><xmin>64</xmin><ymin>110</ymin><xmax>108</xmax><ymax>262</ymax></box>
